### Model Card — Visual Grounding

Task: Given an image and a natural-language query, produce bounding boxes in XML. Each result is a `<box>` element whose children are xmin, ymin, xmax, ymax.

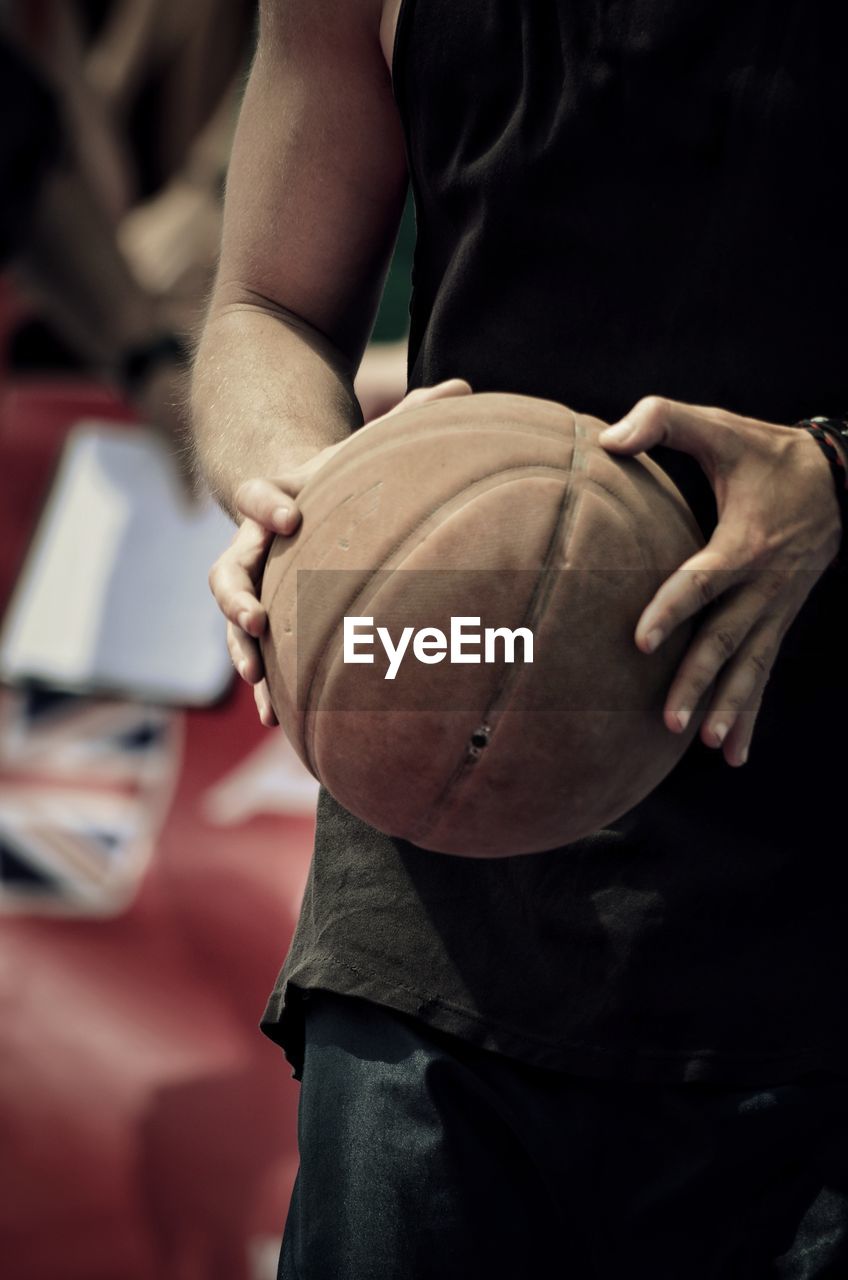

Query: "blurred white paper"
<box><xmin>0</xmin><ymin>423</ymin><xmax>235</xmax><ymax>705</ymax></box>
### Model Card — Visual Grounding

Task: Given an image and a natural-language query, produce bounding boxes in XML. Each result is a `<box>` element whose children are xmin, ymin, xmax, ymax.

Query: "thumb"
<box><xmin>599</xmin><ymin>395</ymin><xmax>725</xmax><ymax>467</ymax></box>
<box><xmin>378</xmin><ymin>377</ymin><xmax>473</xmax><ymax>423</ymax></box>
<box><xmin>235</xmin><ymin>476</ymin><xmax>304</xmax><ymax>534</ymax></box>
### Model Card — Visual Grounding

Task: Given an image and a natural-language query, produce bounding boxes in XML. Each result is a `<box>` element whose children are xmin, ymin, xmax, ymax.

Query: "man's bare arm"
<box><xmin>191</xmin><ymin>0</ymin><xmax>409</xmax><ymax>516</ymax></box>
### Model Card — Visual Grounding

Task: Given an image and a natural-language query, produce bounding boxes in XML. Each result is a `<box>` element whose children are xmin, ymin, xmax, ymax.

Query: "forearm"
<box><xmin>188</xmin><ymin>0</ymin><xmax>407</xmax><ymax>520</ymax></box>
<box><xmin>190</xmin><ymin>293</ymin><xmax>364</xmax><ymax>518</ymax></box>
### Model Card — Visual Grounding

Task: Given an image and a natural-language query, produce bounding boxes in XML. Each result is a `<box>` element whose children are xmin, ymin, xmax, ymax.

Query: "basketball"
<box><xmin>259</xmin><ymin>392</ymin><xmax>703</xmax><ymax>857</ymax></box>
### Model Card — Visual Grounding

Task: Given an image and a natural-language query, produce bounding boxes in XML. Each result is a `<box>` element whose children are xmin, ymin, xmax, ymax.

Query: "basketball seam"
<box><xmin>300</xmin><ymin>461</ymin><xmax>578</xmax><ymax>779</ymax></box>
<box><xmin>292</xmin><ymin>399</ymin><xmax>578</xmax><ymax>506</ymax></box>
<box><xmin>406</xmin><ymin>416</ymin><xmax>584</xmax><ymax>845</ymax></box>
<box><xmin>410</xmin><ymin>464</ymin><xmax>701</xmax><ymax>849</ymax></box>
<box><xmin>262</xmin><ymin>428</ymin><xmax>577</xmax><ymax>622</ymax></box>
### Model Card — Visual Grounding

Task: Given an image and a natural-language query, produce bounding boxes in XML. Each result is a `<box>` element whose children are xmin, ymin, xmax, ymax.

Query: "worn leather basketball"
<box><xmin>260</xmin><ymin>392</ymin><xmax>703</xmax><ymax>857</ymax></box>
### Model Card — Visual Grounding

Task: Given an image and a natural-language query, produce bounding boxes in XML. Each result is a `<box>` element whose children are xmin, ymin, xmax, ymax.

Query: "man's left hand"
<box><xmin>599</xmin><ymin>396</ymin><xmax>842</xmax><ymax>766</ymax></box>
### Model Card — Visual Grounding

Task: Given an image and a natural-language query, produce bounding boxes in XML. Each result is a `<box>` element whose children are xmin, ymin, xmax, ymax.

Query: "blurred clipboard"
<box><xmin>0</xmin><ymin>422</ymin><xmax>235</xmax><ymax>706</ymax></box>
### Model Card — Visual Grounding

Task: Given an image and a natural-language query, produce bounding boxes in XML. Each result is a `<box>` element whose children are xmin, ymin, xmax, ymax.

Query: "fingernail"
<box><xmin>644</xmin><ymin>628</ymin><xmax>664</xmax><ymax>653</ymax></box>
<box><xmin>238</xmin><ymin>660</ymin><xmax>247</xmax><ymax>679</ymax></box>
<box><xmin>712</xmin><ymin>722</ymin><xmax>729</xmax><ymax>746</ymax></box>
<box><xmin>238</xmin><ymin>610</ymin><xmax>252</xmax><ymax>632</ymax></box>
<box><xmin>273</xmin><ymin>506</ymin><xmax>291</xmax><ymax>529</ymax></box>
<box><xmin>740</xmin><ymin>745</ymin><xmax>749</xmax><ymax>765</ymax></box>
<box><xmin>676</xmin><ymin>706</ymin><xmax>691</xmax><ymax>732</ymax></box>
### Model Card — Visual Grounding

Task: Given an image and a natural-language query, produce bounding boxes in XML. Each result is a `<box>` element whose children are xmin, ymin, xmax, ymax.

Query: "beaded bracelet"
<box><xmin>796</xmin><ymin>416</ymin><xmax>848</xmax><ymax>567</ymax></box>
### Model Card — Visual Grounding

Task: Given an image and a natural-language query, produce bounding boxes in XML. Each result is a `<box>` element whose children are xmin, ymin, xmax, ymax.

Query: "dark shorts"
<box><xmin>278</xmin><ymin>989</ymin><xmax>848</xmax><ymax>1279</ymax></box>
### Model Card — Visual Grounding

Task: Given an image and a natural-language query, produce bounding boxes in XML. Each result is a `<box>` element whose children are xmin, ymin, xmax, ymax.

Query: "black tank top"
<box><xmin>261</xmin><ymin>0</ymin><xmax>848</xmax><ymax>1084</ymax></box>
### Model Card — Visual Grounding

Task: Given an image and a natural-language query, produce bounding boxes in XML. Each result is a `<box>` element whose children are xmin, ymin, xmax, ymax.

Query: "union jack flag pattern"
<box><xmin>0</xmin><ymin>688</ymin><xmax>181</xmax><ymax>916</ymax></box>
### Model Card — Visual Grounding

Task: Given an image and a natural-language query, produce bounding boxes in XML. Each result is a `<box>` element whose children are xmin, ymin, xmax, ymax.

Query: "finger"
<box><xmin>235</xmin><ymin>477</ymin><xmax>303</xmax><ymax>532</ymax></box>
<box><xmin>224</xmin><ymin>517</ymin><xmax>276</xmax><ymax>577</ymax></box>
<box><xmin>253</xmin><ymin>679</ymin><xmax>278</xmax><ymax>727</ymax></box>
<box><xmin>721</xmin><ymin>692</ymin><xmax>764</xmax><ymax>767</ymax></box>
<box><xmin>227</xmin><ymin>621</ymin><xmax>264</xmax><ymax>684</ymax></box>
<box><xmin>697</xmin><ymin>623</ymin><xmax>778</xmax><ymax>749</ymax></box>
<box><xmin>209</xmin><ymin>545</ymin><xmax>270</xmax><ymax>636</ymax></box>
<box><xmin>661</xmin><ymin>573</ymin><xmax>787</xmax><ymax>734</ymax></box>
<box><xmin>209</xmin><ymin>562</ymin><xmax>268</xmax><ymax>636</ymax></box>
<box><xmin>635</xmin><ymin>545</ymin><xmax>745</xmax><ymax>656</ymax></box>
<box><xmin>659</xmin><ymin>608</ymin><xmax>745</xmax><ymax>734</ymax></box>
<box><xmin>599</xmin><ymin>395</ymin><xmax>734</xmax><ymax>465</ymax></box>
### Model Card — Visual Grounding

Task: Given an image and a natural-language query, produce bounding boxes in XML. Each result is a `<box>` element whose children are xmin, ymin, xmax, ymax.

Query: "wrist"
<box><xmin>796</xmin><ymin>416</ymin><xmax>848</xmax><ymax>567</ymax></box>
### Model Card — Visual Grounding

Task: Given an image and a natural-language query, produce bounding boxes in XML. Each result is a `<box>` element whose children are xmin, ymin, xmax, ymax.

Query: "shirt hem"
<box><xmin>259</xmin><ymin>952</ymin><xmax>848</xmax><ymax>1088</ymax></box>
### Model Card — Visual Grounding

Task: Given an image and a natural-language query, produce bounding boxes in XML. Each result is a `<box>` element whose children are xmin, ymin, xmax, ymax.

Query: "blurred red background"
<box><xmin>0</xmin><ymin>331</ymin><xmax>315</xmax><ymax>1280</ymax></box>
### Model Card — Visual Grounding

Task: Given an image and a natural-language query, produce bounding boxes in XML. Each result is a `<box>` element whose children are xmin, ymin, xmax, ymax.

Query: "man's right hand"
<box><xmin>208</xmin><ymin>378</ymin><xmax>473</xmax><ymax>727</ymax></box>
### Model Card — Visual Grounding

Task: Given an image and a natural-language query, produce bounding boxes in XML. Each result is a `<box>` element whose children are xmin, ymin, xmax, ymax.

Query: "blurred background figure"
<box><xmin>1</xmin><ymin>0</ymin><xmax>257</xmax><ymax>481</ymax></box>
<box><xmin>0</xmin><ymin>2</ymin><xmax>410</xmax><ymax>1277</ymax></box>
